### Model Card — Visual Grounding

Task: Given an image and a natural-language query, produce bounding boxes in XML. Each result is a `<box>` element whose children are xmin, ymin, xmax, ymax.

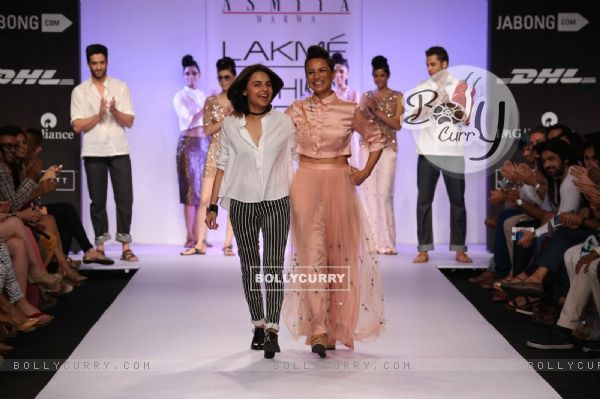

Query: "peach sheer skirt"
<box><xmin>282</xmin><ymin>162</ymin><xmax>385</xmax><ymax>349</ymax></box>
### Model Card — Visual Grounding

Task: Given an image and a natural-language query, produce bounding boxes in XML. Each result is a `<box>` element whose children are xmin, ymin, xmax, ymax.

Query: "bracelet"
<box><xmin>207</xmin><ymin>204</ymin><xmax>219</xmax><ymax>215</ymax></box>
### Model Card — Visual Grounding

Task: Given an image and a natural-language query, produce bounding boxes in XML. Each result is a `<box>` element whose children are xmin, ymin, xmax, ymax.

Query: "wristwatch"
<box><xmin>516</xmin><ymin>198</ymin><xmax>524</xmax><ymax>206</ymax></box>
<box><xmin>207</xmin><ymin>204</ymin><xmax>219</xmax><ymax>215</ymax></box>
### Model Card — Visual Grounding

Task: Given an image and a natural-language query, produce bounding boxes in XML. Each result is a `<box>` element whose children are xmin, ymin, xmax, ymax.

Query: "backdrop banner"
<box><xmin>206</xmin><ymin>0</ymin><xmax>362</xmax><ymax>108</ymax></box>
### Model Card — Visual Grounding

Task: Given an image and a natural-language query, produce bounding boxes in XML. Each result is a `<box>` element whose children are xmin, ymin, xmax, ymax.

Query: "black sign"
<box><xmin>0</xmin><ymin>0</ymin><xmax>81</xmax><ymax>214</ymax></box>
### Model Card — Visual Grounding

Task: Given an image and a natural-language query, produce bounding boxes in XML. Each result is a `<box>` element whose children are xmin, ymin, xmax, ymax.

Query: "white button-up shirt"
<box><xmin>172</xmin><ymin>86</ymin><xmax>206</xmax><ymax>131</ymax></box>
<box><xmin>70</xmin><ymin>76</ymin><xmax>135</xmax><ymax>157</ymax></box>
<box><xmin>216</xmin><ymin>109</ymin><xmax>295</xmax><ymax>210</ymax></box>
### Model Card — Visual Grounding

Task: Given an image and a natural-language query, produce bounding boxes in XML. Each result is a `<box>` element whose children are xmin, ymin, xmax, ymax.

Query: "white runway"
<box><xmin>38</xmin><ymin>244</ymin><xmax>558</xmax><ymax>399</ymax></box>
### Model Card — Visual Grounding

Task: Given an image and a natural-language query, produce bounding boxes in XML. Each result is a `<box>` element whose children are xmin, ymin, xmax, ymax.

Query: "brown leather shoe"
<box><xmin>501</xmin><ymin>281</ymin><xmax>544</xmax><ymax>297</ymax></box>
<box><xmin>468</xmin><ymin>270</ymin><xmax>494</xmax><ymax>284</ymax></box>
<box><xmin>412</xmin><ymin>251</ymin><xmax>429</xmax><ymax>263</ymax></box>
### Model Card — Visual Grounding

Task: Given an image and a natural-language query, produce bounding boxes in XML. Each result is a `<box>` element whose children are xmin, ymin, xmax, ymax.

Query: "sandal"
<box><xmin>184</xmin><ymin>239</ymin><xmax>195</xmax><ymax>248</ymax></box>
<box><xmin>66</xmin><ymin>257</ymin><xmax>82</xmax><ymax>270</ymax></box>
<box><xmin>493</xmin><ymin>275</ymin><xmax>524</xmax><ymax>292</ymax></box>
<box><xmin>455</xmin><ymin>251</ymin><xmax>473</xmax><ymax>264</ymax></box>
<box><xmin>83</xmin><ymin>253</ymin><xmax>115</xmax><ymax>265</ymax></box>
<box><xmin>120</xmin><ymin>249</ymin><xmax>139</xmax><ymax>262</ymax></box>
<box><xmin>412</xmin><ymin>252</ymin><xmax>429</xmax><ymax>263</ymax></box>
<box><xmin>180</xmin><ymin>247</ymin><xmax>206</xmax><ymax>256</ymax></box>
<box><xmin>505</xmin><ymin>296</ymin><xmax>543</xmax><ymax>315</ymax></box>
<box><xmin>223</xmin><ymin>246</ymin><xmax>235</xmax><ymax>256</ymax></box>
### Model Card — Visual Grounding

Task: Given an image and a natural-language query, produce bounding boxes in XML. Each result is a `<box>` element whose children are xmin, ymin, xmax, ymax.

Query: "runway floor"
<box><xmin>37</xmin><ymin>244</ymin><xmax>559</xmax><ymax>399</ymax></box>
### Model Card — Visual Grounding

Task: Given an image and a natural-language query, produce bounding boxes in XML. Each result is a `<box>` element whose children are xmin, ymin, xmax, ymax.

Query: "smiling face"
<box><xmin>184</xmin><ymin>66</ymin><xmax>200</xmax><ymax>89</ymax></box>
<box><xmin>88</xmin><ymin>53</ymin><xmax>107</xmax><ymax>81</ymax></box>
<box><xmin>306</xmin><ymin>57</ymin><xmax>333</xmax><ymax>99</ymax></box>
<box><xmin>244</xmin><ymin>71</ymin><xmax>273</xmax><ymax>112</ymax></box>
<box><xmin>372</xmin><ymin>68</ymin><xmax>389</xmax><ymax>90</ymax></box>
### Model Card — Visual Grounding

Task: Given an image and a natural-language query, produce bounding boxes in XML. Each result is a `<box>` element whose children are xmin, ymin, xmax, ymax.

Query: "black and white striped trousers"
<box><xmin>230</xmin><ymin>196</ymin><xmax>290</xmax><ymax>331</ymax></box>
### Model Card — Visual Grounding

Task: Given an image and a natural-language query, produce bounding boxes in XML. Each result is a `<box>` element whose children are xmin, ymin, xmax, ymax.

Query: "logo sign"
<box><xmin>0</xmin><ymin>69</ymin><xmax>74</xmax><ymax>85</ymax></box>
<box><xmin>500</xmin><ymin>68</ymin><xmax>596</xmax><ymax>85</ymax></box>
<box><xmin>0</xmin><ymin>13</ymin><xmax>72</xmax><ymax>32</ymax></box>
<box><xmin>54</xmin><ymin>170</ymin><xmax>76</xmax><ymax>191</ymax></box>
<box><xmin>496</xmin><ymin>13</ymin><xmax>588</xmax><ymax>32</ymax></box>
<box><xmin>403</xmin><ymin>65</ymin><xmax>519</xmax><ymax>176</ymax></box>
<box><xmin>40</xmin><ymin>112</ymin><xmax>75</xmax><ymax>140</ymax></box>
<box><xmin>221</xmin><ymin>0</ymin><xmax>351</xmax><ymax>23</ymax></box>
<box><xmin>541</xmin><ymin>111</ymin><xmax>558</xmax><ymax>126</ymax></box>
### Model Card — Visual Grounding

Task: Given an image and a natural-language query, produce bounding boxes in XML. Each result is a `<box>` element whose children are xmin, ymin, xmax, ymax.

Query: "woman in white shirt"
<box><xmin>205</xmin><ymin>64</ymin><xmax>294</xmax><ymax>360</ymax></box>
<box><xmin>173</xmin><ymin>55</ymin><xmax>208</xmax><ymax>249</ymax></box>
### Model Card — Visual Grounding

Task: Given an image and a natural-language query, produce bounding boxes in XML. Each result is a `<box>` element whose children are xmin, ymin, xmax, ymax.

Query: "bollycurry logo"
<box><xmin>403</xmin><ymin>65</ymin><xmax>520</xmax><ymax>176</ymax></box>
<box><xmin>249</xmin><ymin>266</ymin><xmax>351</xmax><ymax>291</ymax></box>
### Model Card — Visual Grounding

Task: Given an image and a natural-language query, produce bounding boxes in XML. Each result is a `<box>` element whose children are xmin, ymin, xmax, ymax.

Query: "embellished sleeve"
<box><xmin>216</xmin><ymin>118</ymin><xmax>231</xmax><ymax>172</ymax></box>
<box><xmin>203</xmin><ymin>96</ymin><xmax>217</xmax><ymax>127</ymax></box>
<box><xmin>351</xmin><ymin>106</ymin><xmax>385</xmax><ymax>152</ymax></box>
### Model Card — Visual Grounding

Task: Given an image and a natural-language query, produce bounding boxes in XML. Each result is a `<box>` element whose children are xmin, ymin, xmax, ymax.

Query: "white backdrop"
<box><xmin>79</xmin><ymin>0</ymin><xmax>487</xmax><ymax>247</ymax></box>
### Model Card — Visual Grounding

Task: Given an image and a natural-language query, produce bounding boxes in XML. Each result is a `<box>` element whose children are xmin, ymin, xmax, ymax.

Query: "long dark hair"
<box><xmin>536</xmin><ymin>138</ymin><xmax>574</xmax><ymax>209</ymax></box>
<box><xmin>227</xmin><ymin>64</ymin><xmax>283</xmax><ymax>116</ymax></box>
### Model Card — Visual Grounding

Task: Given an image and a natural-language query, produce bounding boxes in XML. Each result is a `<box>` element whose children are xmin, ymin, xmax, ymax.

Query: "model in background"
<box><xmin>172</xmin><ymin>55</ymin><xmax>208</xmax><ymax>250</ymax></box>
<box><xmin>332</xmin><ymin>53</ymin><xmax>361</xmax><ymax>168</ymax></box>
<box><xmin>71</xmin><ymin>44</ymin><xmax>138</xmax><ymax>262</ymax></box>
<box><xmin>358</xmin><ymin>55</ymin><xmax>403</xmax><ymax>255</ymax></box>
<box><xmin>332</xmin><ymin>52</ymin><xmax>358</xmax><ymax>103</ymax></box>
<box><xmin>413</xmin><ymin>46</ymin><xmax>471</xmax><ymax>264</ymax></box>
<box><xmin>181</xmin><ymin>57</ymin><xmax>236</xmax><ymax>256</ymax></box>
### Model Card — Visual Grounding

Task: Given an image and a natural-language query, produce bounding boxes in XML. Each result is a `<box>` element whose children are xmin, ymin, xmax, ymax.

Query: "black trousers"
<box><xmin>83</xmin><ymin>155</ymin><xmax>133</xmax><ymax>245</ymax></box>
<box><xmin>46</xmin><ymin>202</ymin><xmax>94</xmax><ymax>254</ymax></box>
<box><xmin>416</xmin><ymin>155</ymin><xmax>466</xmax><ymax>251</ymax></box>
<box><xmin>229</xmin><ymin>197</ymin><xmax>290</xmax><ymax>331</ymax></box>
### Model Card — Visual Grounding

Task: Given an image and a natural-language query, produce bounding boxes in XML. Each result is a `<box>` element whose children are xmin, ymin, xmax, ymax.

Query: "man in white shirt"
<box><xmin>70</xmin><ymin>44</ymin><xmax>138</xmax><ymax>262</ymax></box>
<box><xmin>413</xmin><ymin>46</ymin><xmax>471</xmax><ymax>264</ymax></box>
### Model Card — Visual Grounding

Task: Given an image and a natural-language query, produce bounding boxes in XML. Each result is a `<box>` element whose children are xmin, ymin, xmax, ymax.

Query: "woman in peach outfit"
<box><xmin>283</xmin><ymin>46</ymin><xmax>386</xmax><ymax>358</ymax></box>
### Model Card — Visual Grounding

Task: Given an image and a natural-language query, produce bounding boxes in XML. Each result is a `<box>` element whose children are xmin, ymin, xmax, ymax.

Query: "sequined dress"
<box><xmin>173</xmin><ymin>87</ymin><xmax>207</xmax><ymax>206</ymax></box>
<box><xmin>203</xmin><ymin>95</ymin><xmax>232</xmax><ymax>178</ymax></box>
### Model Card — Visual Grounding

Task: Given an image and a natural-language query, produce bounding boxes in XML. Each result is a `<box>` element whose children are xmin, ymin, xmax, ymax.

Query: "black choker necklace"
<box><xmin>248</xmin><ymin>108</ymin><xmax>269</xmax><ymax>116</ymax></box>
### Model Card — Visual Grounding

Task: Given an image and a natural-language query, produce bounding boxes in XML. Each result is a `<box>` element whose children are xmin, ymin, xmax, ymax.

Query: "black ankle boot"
<box><xmin>264</xmin><ymin>330</ymin><xmax>280</xmax><ymax>359</ymax></box>
<box><xmin>251</xmin><ymin>327</ymin><xmax>265</xmax><ymax>350</ymax></box>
